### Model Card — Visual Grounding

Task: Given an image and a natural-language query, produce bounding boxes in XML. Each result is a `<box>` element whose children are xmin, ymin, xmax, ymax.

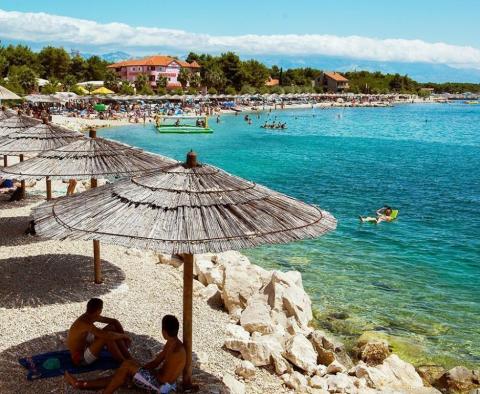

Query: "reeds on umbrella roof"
<box><xmin>0</xmin><ymin>114</ymin><xmax>41</xmax><ymax>137</ymax></box>
<box><xmin>33</xmin><ymin>153</ymin><xmax>337</xmax><ymax>254</ymax></box>
<box><xmin>1</xmin><ymin>136</ymin><xmax>175</xmax><ymax>180</ymax></box>
<box><xmin>0</xmin><ymin>121</ymin><xmax>84</xmax><ymax>155</ymax></box>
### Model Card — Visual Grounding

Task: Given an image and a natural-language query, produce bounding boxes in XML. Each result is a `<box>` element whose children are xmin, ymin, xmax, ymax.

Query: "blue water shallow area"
<box><xmin>100</xmin><ymin>103</ymin><xmax>480</xmax><ymax>368</ymax></box>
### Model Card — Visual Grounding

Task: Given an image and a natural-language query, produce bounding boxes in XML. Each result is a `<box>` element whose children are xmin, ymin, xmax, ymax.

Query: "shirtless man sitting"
<box><xmin>67</xmin><ymin>298</ymin><xmax>131</xmax><ymax>366</ymax></box>
<box><xmin>65</xmin><ymin>315</ymin><xmax>186</xmax><ymax>394</ymax></box>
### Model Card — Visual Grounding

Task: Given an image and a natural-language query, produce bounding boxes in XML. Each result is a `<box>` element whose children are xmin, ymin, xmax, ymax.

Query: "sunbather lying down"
<box><xmin>65</xmin><ymin>314</ymin><xmax>186</xmax><ymax>394</ymax></box>
<box><xmin>360</xmin><ymin>206</ymin><xmax>398</xmax><ymax>224</ymax></box>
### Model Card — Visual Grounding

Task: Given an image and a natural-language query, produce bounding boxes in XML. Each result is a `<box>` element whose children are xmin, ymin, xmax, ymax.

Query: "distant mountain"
<box><xmin>252</xmin><ymin>55</ymin><xmax>480</xmax><ymax>83</ymax></box>
<box><xmin>100</xmin><ymin>51</ymin><xmax>132</xmax><ymax>63</ymax></box>
<box><xmin>78</xmin><ymin>51</ymin><xmax>132</xmax><ymax>63</ymax></box>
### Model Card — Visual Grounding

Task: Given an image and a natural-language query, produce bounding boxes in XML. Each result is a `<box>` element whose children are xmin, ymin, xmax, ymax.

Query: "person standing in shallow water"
<box><xmin>65</xmin><ymin>315</ymin><xmax>186</xmax><ymax>394</ymax></box>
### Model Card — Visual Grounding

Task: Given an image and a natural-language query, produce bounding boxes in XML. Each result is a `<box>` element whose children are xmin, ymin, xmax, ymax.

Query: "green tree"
<box><xmin>118</xmin><ymin>81</ymin><xmax>135</xmax><ymax>95</ymax></box>
<box><xmin>104</xmin><ymin>70</ymin><xmax>120</xmax><ymax>92</ymax></box>
<box><xmin>203</xmin><ymin>66</ymin><xmax>226</xmax><ymax>91</ymax></box>
<box><xmin>156</xmin><ymin>75</ymin><xmax>168</xmax><ymax>89</ymax></box>
<box><xmin>38</xmin><ymin>46</ymin><xmax>70</xmax><ymax>80</ymax></box>
<box><xmin>41</xmin><ymin>78</ymin><xmax>61</xmax><ymax>94</ymax></box>
<box><xmin>218</xmin><ymin>52</ymin><xmax>244</xmax><ymax>90</ymax></box>
<box><xmin>69</xmin><ymin>55</ymin><xmax>86</xmax><ymax>81</ymax></box>
<box><xmin>8</xmin><ymin>65</ymin><xmax>38</xmax><ymax>93</ymax></box>
<box><xmin>135</xmin><ymin>74</ymin><xmax>153</xmax><ymax>95</ymax></box>
<box><xmin>242</xmin><ymin>60</ymin><xmax>270</xmax><ymax>89</ymax></box>
<box><xmin>225</xmin><ymin>86</ymin><xmax>236</xmax><ymax>95</ymax></box>
<box><xmin>177</xmin><ymin>68</ymin><xmax>191</xmax><ymax>89</ymax></box>
<box><xmin>84</xmin><ymin>56</ymin><xmax>108</xmax><ymax>81</ymax></box>
<box><xmin>189</xmin><ymin>72</ymin><xmax>201</xmax><ymax>89</ymax></box>
<box><xmin>208</xmin><ymin>87</ymin><xmax>218</xmax><ymax>94</ymax></box>
<box><xmin>62</xmin><ymin>75</ymin><xmax>77</xmax><ymax>92</ymax></box>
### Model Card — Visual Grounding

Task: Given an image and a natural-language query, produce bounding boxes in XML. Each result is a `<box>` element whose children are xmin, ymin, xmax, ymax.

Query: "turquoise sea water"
<box><xmin>100</xmin><ymin>103</ymin><xmax>480</xmax><ymax>368</ymax></box>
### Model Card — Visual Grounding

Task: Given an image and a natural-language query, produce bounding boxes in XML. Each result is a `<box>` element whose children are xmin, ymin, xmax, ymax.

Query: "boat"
<box><xmin>155</xmin><ymin>115</ymin><xmax>213</xmax><ymax>134</ymax></box>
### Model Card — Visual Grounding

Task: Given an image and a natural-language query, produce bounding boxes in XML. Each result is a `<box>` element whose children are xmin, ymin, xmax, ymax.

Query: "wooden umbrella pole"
<box><xmin>90</xmin><ymin>166</ymin><xmax>102</xmax><ymax>284</ymax></box>
<box><xmin>3</xmin><ymin>155</ymin><xmax>7</xmax><ymax>167</ymax></box>
<box><xmin>19</xmin><ymin>154</ymin><xmax>25</xmax><ymax>199</ymax></box>
<box><xmin>183</xmin><ymin>253</ymin><xmax>194</xmax><ymax>389</ymax></box>
<box><xmin>93</xmin><ymin>239</ymin><xmax>102</xmax><ymax>284</ymax></box>
<box><xmin>46</xmin><ymin>177</ymin><xmax>52</xmax><ymax>201</ymax></box>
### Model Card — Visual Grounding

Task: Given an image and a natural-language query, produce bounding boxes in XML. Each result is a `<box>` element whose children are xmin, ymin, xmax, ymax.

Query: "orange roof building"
<box><xmin>108</xmin><ymin>55</ymin><xmax>200</xmax><ymax>89</ymax></box>
<box><xmin>318</xmin><ymin>71</ymin><xmax>349</xmax><ymax>92</ymax></box>
<box><xmin>265</xmin><ymin>77</ymin><xmax>280</xmax><ymax>87</ymax></box>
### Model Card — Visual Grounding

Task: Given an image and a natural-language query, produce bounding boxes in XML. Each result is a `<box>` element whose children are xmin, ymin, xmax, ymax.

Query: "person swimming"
<box><xmin>360</xmin><ymin>206</ymin><xmax>396</xmax><ymax>224</ymax></box>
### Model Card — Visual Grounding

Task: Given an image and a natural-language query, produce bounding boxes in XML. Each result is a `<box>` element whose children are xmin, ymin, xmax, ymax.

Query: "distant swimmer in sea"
<box><xmin>360</xmin><ymin>206</ymin><xmax>398</xmax><ymax>224</ymax></box>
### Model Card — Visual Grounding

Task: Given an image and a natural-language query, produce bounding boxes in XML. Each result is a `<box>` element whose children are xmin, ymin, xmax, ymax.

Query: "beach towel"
<box><xmin>19</xmin><ymin>349</ymin><xmax>119</xmax><ymax>381</ymax></box>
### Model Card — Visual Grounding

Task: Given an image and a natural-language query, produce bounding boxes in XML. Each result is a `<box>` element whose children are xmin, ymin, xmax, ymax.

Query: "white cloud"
<box><xmin>1</xmin><ymin>9</ymin><xmax>480</xmax><ymax>69</ymax></box>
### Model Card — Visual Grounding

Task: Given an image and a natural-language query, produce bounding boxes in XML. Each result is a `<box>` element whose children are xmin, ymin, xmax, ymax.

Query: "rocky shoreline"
<box><xmin>158</xmin><ymin>251</ymin><xmax>480</xmax><ymax>394</ymax></box>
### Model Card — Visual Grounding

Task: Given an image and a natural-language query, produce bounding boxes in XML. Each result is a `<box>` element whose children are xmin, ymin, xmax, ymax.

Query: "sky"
<box><xmin>1</xmin><ymin>0</ymin><xmax>480</xmax><ymax>70</ymax></box>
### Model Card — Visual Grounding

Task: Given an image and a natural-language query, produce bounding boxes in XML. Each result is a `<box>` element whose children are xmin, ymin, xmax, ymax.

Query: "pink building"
<box><xmin>108</xmin><ymin>55</ymin><xmax>201</xmax><ymax>89</ymax></box>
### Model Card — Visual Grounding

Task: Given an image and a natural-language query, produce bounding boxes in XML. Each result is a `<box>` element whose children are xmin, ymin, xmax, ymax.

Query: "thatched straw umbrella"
<box><xmin>0</xmin><ymin>85</ymin><xmax>21</xmax><ymax>102</ymax></box>
<box><xmin>0</xmin><ymin>111</ymin><xmax>42</xmax><ymax>167</ymax></box>
<box><xmin>4</xmin><ymin>127</ymin><xmax>174</xmax><ymax>283</ymax></box>
<box><xmin>32</xmin><ymin>151</ymin><xmax>337</xmax><ymax>388</ymax></box>
<box><xmin>0</xmin><ymin>118</ymin><xmax>83</xmax><ymax>198</ymax></box>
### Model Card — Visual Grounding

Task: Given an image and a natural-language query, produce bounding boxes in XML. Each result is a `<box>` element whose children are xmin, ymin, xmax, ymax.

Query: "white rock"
<box><xmin>286</xmin><ymin>316</ymin><xmax>312</xmax><ymax>336</ymax></box>
<box><xmin>360</xmin><ymin>354</ymin><xmax>424</xmax><ymax>390</ymax></box>
<box><xmin>315</xmin><ymin>364</ymin><xmax>327</xmax><ymax>377</ymax></box>
<box><xmin>222</xmin><ymin>373</ymin><xmax>245</xmax><ymax>394</ymax></box>
<box><xmin>225</xmin><ymin>324</ymin><xmax>250</xmax><ymax>341</ymax></box>
<box><xmin>238</xmin><ymin>340</ymin><xmax>273</xmax><ymax>366</ymax></box>
<box><xmin>213</xmin><ymin>250</ymin><xmax>251</xmax><ymax>267</ymax></box>
<box><xmin>240</xmin><ymin>295</ymin><xmax>274</xmax><ymax>334</ymax></box>
<box><xmin>199</xmin><ymin>284</ymin><xmax>223</xmax><ymax>307</ymax></box>
<box><xmin>263</xmin><ymin>270</ymin><xmax>313</xmax><ymax>329</ymax></box>
<box><xmin>204</xmin><ymin>266</ymin><xmax>224</xmax><ymax>289</ymax></box>
<box><xmin>283</xmin><ymin>334</ymin><xmax>318</xmax><ymax>374</ymax></box>
<box><xmin>281</xmin><ymin>371</ymin><xmax>308</xmax><ymax>391</ymax></box>
<box><xmin>271</xmin><ymin>352</ymin><xmax>292</xmax><ymax>375</ymax></box>
<box><xmin>309</xmin><ymin>375</ymin><xmax>328</xmax><ymax>390</ymax></box>
<box><xmin>194</xmin><ymin>256</ymin><xmax>214</xmax><ymax>285</ymax></box>
<box><xmin>326</xmin><ymin>373</ymin><xmax>354</xmax><ymax>392</ymax></box>
<box><xmin>222</xmin><ymin>264</ymin><xmax>264</xmax><ymax>314</ymax></box>
<box><xmin>235</xmin><ymin>360</ymin><xmax>256</xmax><ymax>380</ymax></box>
<box><xmin>326</xmin><ymin>360</ymin><xmax>346</xmax><ymax>375</ymax></box>
<box><xmin>157</xmin><ymin>253</ymin><xmax>183</xmax><ymax>268</ymax></box>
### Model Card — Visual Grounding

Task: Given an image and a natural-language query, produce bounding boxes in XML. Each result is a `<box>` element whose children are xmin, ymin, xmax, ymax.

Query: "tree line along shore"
<box><xmin>2</xmin><ymin>44</ymin><xmax>480</xmax><ymax>97</ymax></box>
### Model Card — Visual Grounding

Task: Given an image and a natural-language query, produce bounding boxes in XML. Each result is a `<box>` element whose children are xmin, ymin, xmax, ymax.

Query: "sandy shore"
<box><xmin>0</xmin><ymin>194</ymin><xmax>288</xmax><ymax>393</ymax></box>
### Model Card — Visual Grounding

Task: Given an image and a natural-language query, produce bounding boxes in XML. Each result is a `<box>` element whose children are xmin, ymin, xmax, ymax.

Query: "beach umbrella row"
<box><xmin>1</xmin><ymin>127</ymin><xmax>173</xmax><ymax>282</ymax></box>
<box><xmin>32</xmin><ymin>150</ymin><xmax>337</xmax><ymax>387</ymax></box>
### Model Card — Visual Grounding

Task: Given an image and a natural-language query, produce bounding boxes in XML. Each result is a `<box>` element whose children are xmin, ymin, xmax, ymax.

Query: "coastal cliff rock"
<box><xmin>283</xmin><ymin>333</ymin><xmax>318</xmax><ymax>374</ymax></box>
<box><xmin>436</xmin><ymin>366</ymin><xmax>480</xmax><ymax>393</ymax></box>
<box><xmin>356</xmin><ymin>340</ymin><xmax>391</xmax><ymax>366</ymax></box>
<box><xmin>156</xmin><ymin>250</ymin><xmax>458</xmax><ymax>394</ymax></box>
<box><xmin>309</xmin><ymin>329</ymin><xmax>354</xmax><ymax>368</ymax></box>
<box><xmin>239</xmin><ymin>294</ymin><xmax>275</xmax><ymax>334</ymax></box>
<box><xmin>234</xmin><ymin>360</ymin><xmax>256</xmax><ymax>380</ymax></box>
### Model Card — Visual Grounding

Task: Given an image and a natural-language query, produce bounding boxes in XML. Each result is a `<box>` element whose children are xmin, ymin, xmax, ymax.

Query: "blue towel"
<box><xmin>19</xmin><ymin>349</ymin><xmax>120</xmax><ymax>381</ymax></box>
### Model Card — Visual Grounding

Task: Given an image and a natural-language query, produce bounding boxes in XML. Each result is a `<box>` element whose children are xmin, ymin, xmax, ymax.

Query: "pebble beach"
<box><xmin>0</xmin><ymin>193</ymin><xmax>287</xmax><ymax>393</ymax></box>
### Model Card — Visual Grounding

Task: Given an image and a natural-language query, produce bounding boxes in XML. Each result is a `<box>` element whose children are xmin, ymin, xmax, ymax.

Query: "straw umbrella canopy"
<box><xmin>32</xmin><ymin>150</ymin><xmax>337</xmax><ymax>388</ymax></box>
<box><xmin>0</xmin><ymin>118</ymin><xmax>83</xmax><ymax>199</ymax></box>
<box><xmin>5</xmin><ymin>127</ymin><xmax>174</xmax><ymax>282</ymax></box>
<box><xmin>0</xmin><ymin>85</ymin><xmax>21</xmax><ymax>102</ymax></box>
<box><xmin>0</xmin><ymin>112</ymin><xmax>42</xmax><ymax>167</ymax></box>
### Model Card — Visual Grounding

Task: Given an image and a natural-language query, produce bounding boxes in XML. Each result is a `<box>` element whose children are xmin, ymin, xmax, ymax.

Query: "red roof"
<box><xmin>108</xmin><ymin>56</ymin><xmax>200</xmax><ymax>69</ymax></box>
<box><xmin>324</xmin><ymin>72</ymin><xmax>348</xmax><ymax>82</ymax></box>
